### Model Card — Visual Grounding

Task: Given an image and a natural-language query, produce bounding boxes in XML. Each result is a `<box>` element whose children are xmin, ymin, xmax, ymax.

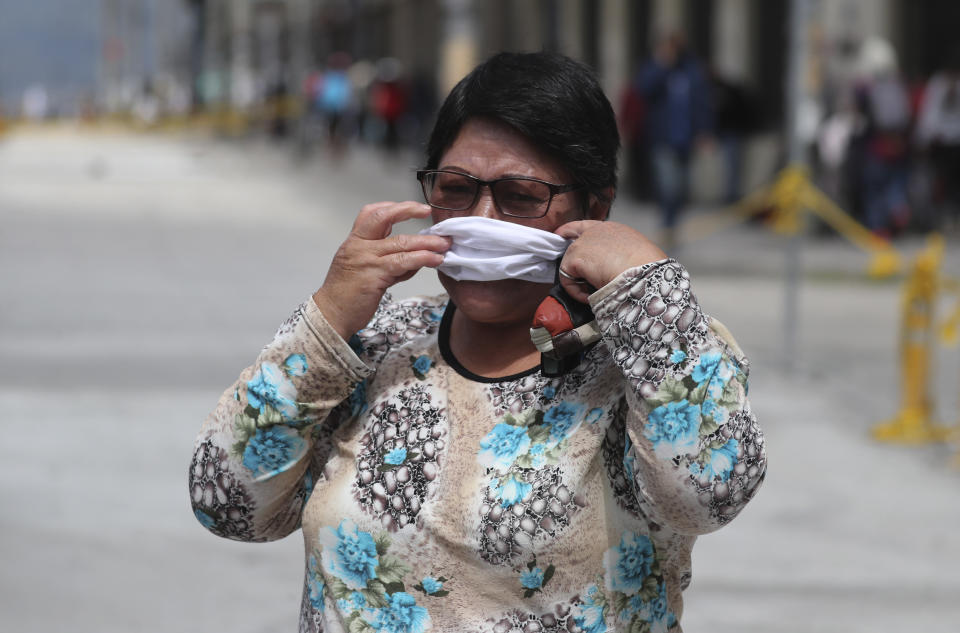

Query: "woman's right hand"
<box><xmin>312</xmin><ymin>201</ymin><xmax>451</xmax><ymax>341</ymax></box>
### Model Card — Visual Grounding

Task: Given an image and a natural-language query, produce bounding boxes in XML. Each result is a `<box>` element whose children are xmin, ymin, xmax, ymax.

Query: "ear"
<box><xmin>587</xmin><ymin>188</ymin><xmax>615</xmax><ymax>221</ymax></box>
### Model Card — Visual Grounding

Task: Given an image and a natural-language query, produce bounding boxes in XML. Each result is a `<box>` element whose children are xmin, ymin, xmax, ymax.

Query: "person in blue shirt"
<box><xmin>637</xmin><ymin>31</ymin><xmax>713</xmax><ymax>247</ymax></box>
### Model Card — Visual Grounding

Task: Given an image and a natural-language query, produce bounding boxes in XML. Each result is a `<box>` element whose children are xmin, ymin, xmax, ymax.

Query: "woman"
<box><xmin>190</xmin><ymin>52</ymin><xmax>766</xmax><ymax>633</ymax></box>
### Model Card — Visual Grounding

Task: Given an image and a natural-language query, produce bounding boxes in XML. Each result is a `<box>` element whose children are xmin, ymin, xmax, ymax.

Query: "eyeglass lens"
<box><xmin>422</xmin><ymin>172</ymin><xmax>551</xmax><ymax>217</ymax></box>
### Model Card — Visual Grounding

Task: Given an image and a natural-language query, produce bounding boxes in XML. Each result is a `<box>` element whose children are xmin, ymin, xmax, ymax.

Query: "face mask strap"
<box><xmin>530</xmin><ymin>259</ymin><xmax>602</xmax><ymax>377</ymax></box>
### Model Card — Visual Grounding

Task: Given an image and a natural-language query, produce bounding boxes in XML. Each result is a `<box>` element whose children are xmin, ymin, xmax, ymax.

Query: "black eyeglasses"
<box><xmin>416</xmin><ymin>169</ymin><xmax>582</xmax><ymax>218</ymax></box>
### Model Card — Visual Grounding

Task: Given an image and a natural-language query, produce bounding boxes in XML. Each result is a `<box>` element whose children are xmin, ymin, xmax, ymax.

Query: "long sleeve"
<box><xmin>189</xmin><ymin>297</ymin><xmax>373</xmax><ymax>542</ymax></box>
<box><xmin>590</xmin><ymin>259</ymin><xmax>766</xmax><ymax>535</ymax></box>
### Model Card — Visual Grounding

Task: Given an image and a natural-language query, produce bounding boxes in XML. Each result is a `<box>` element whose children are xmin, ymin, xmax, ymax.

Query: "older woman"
<box><xmin>190</xmin><ymin>52</ymin><xmax>766</xmax><ymax>633</ymax></box>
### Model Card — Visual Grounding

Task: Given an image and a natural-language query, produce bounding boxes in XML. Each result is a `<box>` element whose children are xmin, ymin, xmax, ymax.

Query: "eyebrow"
<box><xmin>436</xmin><ymin>166</ymin><xmax>542</xmax><ymax>180</ymax></box>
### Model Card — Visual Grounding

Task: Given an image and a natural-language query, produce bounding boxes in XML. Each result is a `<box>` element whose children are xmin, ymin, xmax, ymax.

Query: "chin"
<box><xmin>438</xmin><ymin>272</ymin><xmax>550</xmax><ymax>325</ymax></box>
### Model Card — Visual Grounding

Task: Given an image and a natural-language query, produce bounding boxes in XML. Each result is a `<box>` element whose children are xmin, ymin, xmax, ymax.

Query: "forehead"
<box><xmin>438</xmin><ymin>118</ymin><xmax>571</xmax><ymax>182</ymax></box>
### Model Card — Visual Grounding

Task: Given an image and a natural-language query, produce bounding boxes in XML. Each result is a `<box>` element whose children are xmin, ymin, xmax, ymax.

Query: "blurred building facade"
<box><xmin>99</xmin><ymin>0</ymin><xmax>194</xmax><ymax>117</ymax></box>
<box><xmin>181</xmin><ymin>0</ymin><xmax>960</xmax><ymax>126</ymax></box>
<box><xmin>3</xmin><ymin>1</ymin><xmax>958</xmax><ymax>125</ymax></box>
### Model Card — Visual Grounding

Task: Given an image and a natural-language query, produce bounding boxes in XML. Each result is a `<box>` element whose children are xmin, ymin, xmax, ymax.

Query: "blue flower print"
<box><xmin>576</xmin><ymin>604</ymin><xmax>607</xmax><ymax>633</ymax></box>
<box><xmin>574</xmin><ymin>585</ymin><xmax>607</xmax><ymax>633</ymax></box>
<box><xmin>318</xmin><ymin>519</ymin><xmax>380</xmax><ymax>590</ymax></box>
<box><xmin>242</xmin><ymin>425</ymin><xmax>306</xmax><ymax>479</ymax></box>
<box><xmin>624</xmin><ymin>593</ymin><xmax>646</xmax><ymax>620</ymax></box>
<box><xmin>701</xmin><ymin>398</ymin><xmax>727</xmax><ymax>424</ymax></box>
<box><xmin>421</xmin><ymin>576</ymin><xmax>443</xmax><ymax>595</ymax></box>
<box><xmin>193</xmin><ymin>508</ymin><xmax>216</xmax><ymax>529</ymax></box>
<box><xmin>691</xmin><ymin>438</ymin><xmax>740</xmax><ymax>482</ymax></box>
<box><xmin>669</xmin><ymin>348</ymin><xmax>687</xmax><ymax>364</ymax></box>
<box><xmin>585</xmin><ymin>407</ymin><xmax>604</xmax><ymax>425</ymax></box>
<box><xmin>692</xmin><ymin>350</ymin><xmax>735</xmax><ymax>399</ymax></box>
<box><xmin>337</xmin><ymin>591</ymin><xmax>366</xmax><ymax>612</ymax></box>
<box><xmin>411</xmin><ymin>355</ymin><xmax>433</xmax><ymax>378</ymax></box>
<box><xmin>649</xmin><ymin>582</ymin><xmax>669</xmax><ymax>621</ymax></box>
<box><xmin>706</xmin><ymin>360</ymin><xmax>735</xmax><ymax>399</ymax></box>
<box><xmin>691</xmin><ymin>351</ymin><xmax>722</xmax><ymax>384</ymax></box>
<box><xmin>478</xmin><ymin>423</ymin><xmax>531</xmax><ymax>472</ymax></box>
<box><xmin>384</xmin><ymin>447</ymin><xmax>407</xmax><ymax>465</ymax></box>
<box><xmin>284</xmin><ymin>353</ymin><xmax>308</xmax><ymax>377</ymax></box>
<box><xmin>604</xmin><ymin>532</ymin><xmax>655</xmax><ymax>593</ymax></box>
<box><xmin>644</xmin><ymin>400</ymin><xmax>701</xmax><ymax>458</ymax></box>
<box><xmin>520</xmin><ymin>567</ymin><xmax>544</xmax><ymax>589</ymax></box>
<box><xmin>642</xmin><ymin>583</ymin><xmax>676</xmax><ymax>633</ymax></box>
<box><xmin>246</xmin><ymin>361</ymin><xmax>299</xmax><ymax>420</ymax></box>
<box><xmin>542</xmin><ymin>386</ymin><xmax>556</xmax><ymax>399</ymax></box>
<box><xmin>364</xmin><ymin>591</ymin><xmax>431</xmax><ymax>633</ymax></box>
<box><xmin>529</xmin><ymin>443</ymin><xmax>547</xmax><ymax>468</ymax></box>
<box><xmin>543</xmin><ymin>402</ymin><xmax>585</xmax><ymax>444</ymax></box>
<box><xmin>307</xmin><ymin>553</ymin><xmax>326</xmax><ymax>613</ymax></box>
<box><xmin>492</xmin><ymin>475</ymin><xmax>532</xmax><ymax>507</ymax></box>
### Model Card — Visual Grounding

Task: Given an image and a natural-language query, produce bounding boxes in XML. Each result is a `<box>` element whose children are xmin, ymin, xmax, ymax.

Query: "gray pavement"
<box><xmin>1</xmin><ymin>127</ymin><xmax>959</xmax><ymax>632</ymax></box>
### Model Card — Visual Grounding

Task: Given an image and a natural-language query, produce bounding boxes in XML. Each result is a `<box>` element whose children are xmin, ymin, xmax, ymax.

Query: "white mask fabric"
<box><xmin>420</xmin><ymin>216</ymin><xmax>570</xmax><ymax>284</ymax></box>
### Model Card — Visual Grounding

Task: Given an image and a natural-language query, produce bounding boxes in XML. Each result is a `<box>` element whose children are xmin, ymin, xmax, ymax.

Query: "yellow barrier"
<box><xmin>0</xmin><ymin>96</ymin><xmax>307</xmax><ymax>139</ymax></box>
<box><xmin>873</xmin><ymin>234</ymin><xmax>956</xmax><ymax>444</ymax></box>
<box><xmin>935</xmin><ymin>277</ymin><xmax>960</xmax><ymax>463</ymax></box>
<box><xmin>673</xmin><ymin>167</ymin><xmax>960</xmax><ymax>451</ymax></box>
<box><xmin>673</xmin><ymin>165</ymin><xmax>902</xmax><ymax>278</ymax></box>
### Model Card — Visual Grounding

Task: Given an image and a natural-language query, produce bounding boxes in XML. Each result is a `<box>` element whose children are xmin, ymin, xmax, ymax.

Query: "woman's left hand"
<box><xmin>554</xmin><ymin>221</ymin><xmax>667</xmax><ymax>303</ymax></box>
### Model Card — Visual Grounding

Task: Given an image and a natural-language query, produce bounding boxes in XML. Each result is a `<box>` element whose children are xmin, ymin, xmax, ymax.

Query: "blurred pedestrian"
<box><xmin>915</xmin><ymin>47</ymin><xmax>960</xmax><ymax>230</ymax></box>
<box><xmin>348</xmin><ymin>60</ymin><xmax>376</xmax><ymax>144</ymax></box>
<box><xmin>710</xmin><ymin>69</ymin><xmax>759</xmax><ymax>204</ymax></box>
<box><xmin>816</xmin><ymin>90</ymin><xmax>860</xmax><ymax>209</ymax></box>
<box><xmin>854</xmin><ymin>38</ymin><xmax>912</xmax><ymax>237</ymax></box>
<box><xmin>318</xmin><ymin>52</ymin><xmax>354</xmax><ymax>159</ymax></box>
<box><xmin>636</xmin><ymin>31</ymin><xmax>713</xmax><ymax>248</ymax></box>
<box><xmin>189</xmin><ymin>51</ymin><xmax>766</xmax><ymax>633</ymax></box>
<box><xmin>370</xmin><ymin>57</ymin><xmax>408</xmax><ymax>157</ymax></box>
<box><xmin>404</xmin><ymin>69</ymin><xmax>438</xmax><ymax>150</ymax></box>
<box><xmin>617</xmin><ymin>79</ymin><xmax>650</xmax><ymax>200</ymax></box>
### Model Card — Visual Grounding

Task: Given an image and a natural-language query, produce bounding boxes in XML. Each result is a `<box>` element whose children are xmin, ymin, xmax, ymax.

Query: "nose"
<box><xmin>471</xmin><ymin>184</ymin><xmax>498</xmax><ymax>219</ymax></box>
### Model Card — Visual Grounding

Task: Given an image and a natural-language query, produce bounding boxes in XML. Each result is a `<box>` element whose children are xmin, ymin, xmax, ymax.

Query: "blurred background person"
<box><xmin>710</xmin><ymin>68</ymin><xmax>761</xmax><ymax>205</ymax></box>
<box><xmin>915</xmin><ymin>46</ymin><xmax>960</xmax><ymax>231</ymax></box>
<box><xmin>853</xmin><ymin>37</ymin><xmax>913</xmax><ymax>237</ymax></box>
<box><xmin>816</xmin><ymin>89</ymin><xmax>861</xmax><ymax>211</ymax></box>
<box><xmin>369</xmin><ymin>57</ymin><xmax>408</xmax><ymax>158</ymax></box>
<box><xmin>635</xmin><ymin>30</ymin><xmax>713</xmax><ymax>249</ymax></box>
<box><xmin>617</xmin><ymin>76</ymin><xmax>651</xmax><ymax>201</ymax></box>
<box><xmin>317</xmin><ymin>51</ymin><xmax>354</xmax><ymax>159</ymax></box>
<box><xmin>348</xmin><ymin>59</ymin><xmax>376</xmax><ymax>145</ymax></box>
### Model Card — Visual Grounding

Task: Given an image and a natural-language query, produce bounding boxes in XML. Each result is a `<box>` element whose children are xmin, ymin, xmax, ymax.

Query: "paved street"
<box><xmin>1</xmin><ymin>126</ymin><xmax>959</xmax><ymax>632</ymax></box>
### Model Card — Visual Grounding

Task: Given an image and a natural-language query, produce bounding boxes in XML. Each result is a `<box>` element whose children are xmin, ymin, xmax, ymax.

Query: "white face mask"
<box><xmin>420</xmin><ymin>216</ymin><xmax>570</xmax><ymax>284</ymax></box>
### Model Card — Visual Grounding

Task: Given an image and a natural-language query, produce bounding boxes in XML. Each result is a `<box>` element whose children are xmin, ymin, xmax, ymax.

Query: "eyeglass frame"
<box><xmin>415</xmin><ymin>169</ymin><xmax>584</xmax><ymax>219</ymax></box>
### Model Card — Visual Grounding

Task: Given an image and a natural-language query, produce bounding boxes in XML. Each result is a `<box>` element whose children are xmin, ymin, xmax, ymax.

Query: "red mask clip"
<box><xmin>529</xmin><ymin>263</ymin><xmax>602</xmax><ymax>377</ymax></box>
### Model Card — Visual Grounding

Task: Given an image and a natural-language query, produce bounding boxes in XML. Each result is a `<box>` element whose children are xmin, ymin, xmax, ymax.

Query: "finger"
<box><xmin>559</xmin><ymin>275</ymin><xmax>593</xmax><ymax>304</ymax></box>
<box><xmin>375</xmin><ymin>233</ymin><xmax>452</xmax><ymax>256</ymax></box>
<box><xmin>554</xmin><ymin>219</ymin><xmax>602</xmax><ymax>240</ymax></box>
<box><xmin>383</xmin><ymin>249</ymin><xmax>447</xmax><ymax>278</ymax></box>
<box><xmin>353</xmin><ymin>201</ymin><xmax>433</xmax><ymax>240</ymax></box>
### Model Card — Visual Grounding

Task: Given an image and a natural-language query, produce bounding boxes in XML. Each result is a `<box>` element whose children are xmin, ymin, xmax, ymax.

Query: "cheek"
<box><xmin>537</xmin><ymin>201</ymin><xmax>585</xmax><ymax>232</ymax></box>
<box><xmin>431</xmin><ymin>209</ymin><xmax>454</xmax><ymax>224</ymax></box>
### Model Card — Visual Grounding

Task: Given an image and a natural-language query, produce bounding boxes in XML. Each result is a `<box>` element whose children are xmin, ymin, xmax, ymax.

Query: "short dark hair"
<box><xmin>425</xmin><ymin>52</ymin><xmax>620</xmax><ymax>203</ymax></box>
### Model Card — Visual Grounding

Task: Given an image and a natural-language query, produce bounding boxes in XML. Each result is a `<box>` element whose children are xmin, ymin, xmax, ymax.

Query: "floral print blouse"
<box><xmin>189</xmin><ymin>259</ymin><xmax>766</xmax><ymax>633</ymax></box>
